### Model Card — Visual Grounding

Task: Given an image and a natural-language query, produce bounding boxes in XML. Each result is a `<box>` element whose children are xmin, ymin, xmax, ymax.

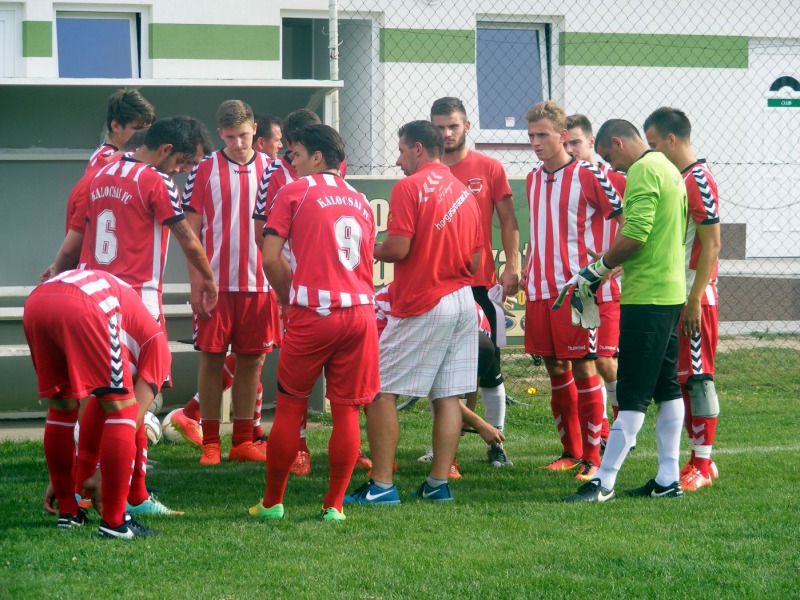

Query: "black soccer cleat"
<box><xmin>98</xmin><ymin>513</ymin><xmax>160</xmax><ymax>540</ymax></box>
<box><xmin>57</xmin><ymin>507</ymin><xmax>90</xmax><ymax>529</ymax></box>
<box><xmin>624</xmin><ymin>478</ymin><xmax>683</xmax><ymax>499</ymax></box>
<box><xmin>563</xmin><ymin>479</ymin><xmax>616</xmax><ymax>503</ymax></box>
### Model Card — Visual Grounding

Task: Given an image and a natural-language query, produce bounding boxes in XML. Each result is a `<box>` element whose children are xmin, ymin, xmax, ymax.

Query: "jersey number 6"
<box><xmin>94</xmin><ymin>209</ymin><xmax>118</xmax><ymax>265</ymax></box>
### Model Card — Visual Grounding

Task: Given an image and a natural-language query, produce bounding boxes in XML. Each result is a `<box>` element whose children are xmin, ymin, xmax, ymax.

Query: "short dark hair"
<box><xmin>296</xmin><ymin>124</ymin><xmax>345</xmax><ymax>170</ymax></box>
<box><xmin>398</xmin><ymin>120</ymin><xmax>444</xmax><ymax>158</ymax></box>
<box><xmin>430</xmin><ymin>96</ymin><xmax>467</xmax><ymax>119</ymax></box>
<box><xmin>643</xmin><ymin>107</ymin><xmax>692</xmax><ymax>141</ymax></box>
<box><xmin>283</xmin><ymin>109</ymin><xmax>321</xmax><ymax>145</ymax></box>
<box><xmin>254</xmin><ymin>113</ymin><xmax>282</xmax><ymax>141</ymax></box>
<box><xmin>595</xmin><ymin>119</ymin><xmax>641</xmax><ymax>149</ymax></box>
<box><xmin>566</xmin><ymin>114</ymin><xmax>593</xmax><ymax>136</ymax></box>
<box><xmin>106</xmin><ymin>88</ymin><xmax>155</xmax><ymax>132</ymax></box>
<box><xmin>143</xmin><ymin>116</ymin><xmax>208</xmax><ymax>156</ymax></box>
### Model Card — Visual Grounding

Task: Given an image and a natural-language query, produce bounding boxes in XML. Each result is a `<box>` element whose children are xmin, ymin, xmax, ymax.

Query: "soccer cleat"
<box><xmin>253</xmin><ymin>438</ymin><xmax>268</xmax><ymax>455</ymax></box>
<box><xmin>200</xmin><ymin>442</ymin><xmax>222</xmax><ymax>465</ymax></box>
<box><xmin>127</xmin><ymin>494</ymin><xmax>184</xmax><ymax>516</ymax></box>
<box><xmin>290</xmin><ymin>450</ymin><xmax>311</xmax><ymax>476</ymax></box>
<box><xmin>709</xmin><ymin>460</ymin><xmax>719</xmax><ymax>480</ymax></box>
<box><xmin>625</xmin><ymin>478</ymin><xmax>683</xmax><ymax>499</ymax></box>
<box><xmin>411</xmin><ymin>481</ymin><xmax>454</xmax><ymax>502</ymax></box>
<box><xmin>343</xmin><ymin>480</ymin><xmax>401</xmax><ymax>506</ymax></box>
<box><xmin>680</xmin><ymin>465</ymin><xmax>713</xmax><ymax>492</ymax></box>
<box><xmin>417</xmin><ymin>448</ymin><xmax>434</xmax><ymax>463</ymax></box>
<box><xmin>355</xmin><ymin>447</ymin><xmax>372</xmax><ymax>469</ymax></box>
<box><xmin>449</xmin><ymin>461</ymin><xmax>462</xmax><ymax>479</ymax></box>
<box><xmin>58</xmin><ymin>508</ymin><xmax>90</xmax><ymax>529</ymax></box>
<box><xmin>488</xmin><ymin>444</ymin><xmax>514</xmax><ymax>468</ymax></box>
<box><xmin>574</xmin><ymin>461</ymin><xmax>599</xmax><ymax>482</ymax></box>
<box><xmin>542</xmin><ymin>452</ymin><xmax>582</xmax><ymax>471</ymax></box>
<box><xmin>229</xmin><ymin>441</ymin><xmax>267</xmax><ymax>462</ymax></box>
<box><xmin>563</xmin><ymin>479</ymin><xmax>616</xmax><ymax>503</ymax></box>
<box><xmin>248</xmin><ymin>502</ymin><xmax>284</xmax><ymax>520</ymax></box>
<box><xmin>75</xmin><ymin>493</ymin><xmax>93</xmax><ymax>511</ymax></box>
<box><xmin>98</xmin><ymin>514</ymin><xmax>159</xmax><ymax>539</ymax></box>
<box><xmin>320</xmin><ymin>507</ymin><xmax>346</xmax><ymax>522</ymax></box>
<box><xmin>169</xmin><ymin>409</ymin><xmax>203</xmax><ymax>447</ymax></box>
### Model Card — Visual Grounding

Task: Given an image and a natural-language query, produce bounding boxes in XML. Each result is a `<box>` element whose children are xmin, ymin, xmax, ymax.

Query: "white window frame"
<box><xmin>0</xmin><ymin>8</ymin><xmax>20</xmax><ymax>77</ymax></box>
<box><xmin>473</xmin><ymin>20</ymin><xmax>556</xmax><ymax>146</ymax></box>
<box><xmin>53</xmin><ymin>4</ymin><xmax>150</xmax><ymax>79</ymax></box>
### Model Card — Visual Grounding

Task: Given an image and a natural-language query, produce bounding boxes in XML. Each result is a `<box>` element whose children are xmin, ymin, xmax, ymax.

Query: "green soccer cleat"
<box><xmin>127</xmin><ymin>494</ymin><xmax>184</xmax><ymax>516</ymax></box>
<box><xmin>320</xmin><ymin>507</ymin><xmax>346</xmax><ymax>522</ymax></box>
<box><xmin>248</xmin><ymin>502</ymin><xmax>285</xmax><ymax>520</ymax></box>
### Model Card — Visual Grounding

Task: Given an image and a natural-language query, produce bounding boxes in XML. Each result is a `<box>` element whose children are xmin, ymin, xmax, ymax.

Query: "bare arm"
<box><xmin>470</xmin><ymin>251</ymin><xmax>481</xmax><ymax>275</ymax></box>
<box><xmin>682</xmin><ymin>222</ymin><xmax>720</xmax><ymax>337</ymax></box>
<box><xmin>262</xmin><ymin>234</ymin><xmax>292</xmax><ymax>307</ymax></box>
<box><xmin>41</xmin><ymin>230</ymin><xmax>85</xmax><ymax>281</ymax></box>
<box><xmin>168</xmin><ymin>218</ymin><xmax>217</xmax><ymax>318</ymax></box>
<box><xmin>459</xmin><ymin>402</ymin><xmax>505</xmax><ymax>445</ymax></box>
<box><xmin>495</xmin><ymin>196</ymin><xmax>520</xmax><ymax>297</ymax></box>
<box><xmin>374</xmin><ymin>235</ymin><xmax>411</xmax><ymax>263</ymax></box>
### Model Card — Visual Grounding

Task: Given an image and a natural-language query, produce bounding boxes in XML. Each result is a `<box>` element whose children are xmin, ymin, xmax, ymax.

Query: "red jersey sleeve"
<box><xmin>146</xmin><ymin>170</ymin><xmax>185</xmax><ymax>225</ymax></box>
<box><xmin>685</xmin><ymin>166</ymin><xmax>720</xmax><ymax>226</ymax></box>
<box><xmin>386</xmin><ymin>179</ymin><xmax>418</xmax><ymax>239</ymax></box>
<box><xmin>66</xmin><ymin>175</ymin><xmax>92</xmax><ymax>235</ymax></box>
<box><xmin>579</xmin><ymin>162</ymin><xmax>623</xmax><ymax>219</ymax></box>
<box><xmin>489</xmin><ymin>160</ymin><xmax>513</xmax><ymax>204</ymax></box>
<box><xmin>181</xmin><ymin>161</ymin><xmax>208</xmax><ymax>214</ymax></box>
<box><xmin>264</xmin><ymin>180</ymin><xmax>303</xmax><ymax>239</ymax></box>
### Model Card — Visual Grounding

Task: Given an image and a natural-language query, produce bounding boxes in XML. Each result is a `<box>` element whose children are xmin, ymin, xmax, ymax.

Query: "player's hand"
<box><xmin>476</xmin><ymin>422</ymin><xmax>506</xmax><ymax>445</ymax></box>
<box><xmin>570</xmin><ymin>288</ymin><xmax>601</xmax><ymax>329</ymax></box>
<box><xmin>40</xmin><ymin>264</ymin><xmax>56</xmax><ymax>283</ymax></box>
<box><xmin>499</xmin><ymin>267</ymin><xmax>520</xmax><ymax>299</ymax></box>
<box><xmin>43</xmin><ymin>481</ymin><xmax>57</xmax><ymax>515</ymax></box>
<box><xmin>573</xmin><ymin>257</ymin><xmax>612</xmax><ymax>297</ymax></box>
<box><xmin>681</xmin><ymin>298</ymin><xmax>702</xmax><ymax>337</ymax></box>
<box><xmin>192</xmin><ymin>277</ymin><xmax>218</xmax><ymax>319</ymax></box>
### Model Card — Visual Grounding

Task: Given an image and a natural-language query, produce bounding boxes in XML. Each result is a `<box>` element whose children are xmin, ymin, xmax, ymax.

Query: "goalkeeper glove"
<box><xmin>572</xmin><ymin>257</ymin><xmax>612</xmax><ymax>297</ymax></box>
<box><xmin>570</xmin><ymin>288</ymin><xmax>601</xmax><ymax>330</ymax></box>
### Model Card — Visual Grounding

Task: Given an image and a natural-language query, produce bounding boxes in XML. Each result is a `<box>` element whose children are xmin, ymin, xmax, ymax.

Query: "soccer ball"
<box><xmin>147</xmin><ymin>392</ymin><xmax>164</xmax><ymax>415</ymax></box>
<box><xmin>143</xmin><ymin>412</ymin><xmax>162</xmax><ymax>446</ymax></box>
<box><xmin>161</xmin><ymin>409</ymin><xmax>184</xmax><ymax>444</ymax></box>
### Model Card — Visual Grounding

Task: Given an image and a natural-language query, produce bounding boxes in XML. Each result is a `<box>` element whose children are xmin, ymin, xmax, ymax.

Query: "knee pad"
<box><xmin>687</xmin><ymin>378</ymin><xmax>719</xmax><ymax>418</ymax></box>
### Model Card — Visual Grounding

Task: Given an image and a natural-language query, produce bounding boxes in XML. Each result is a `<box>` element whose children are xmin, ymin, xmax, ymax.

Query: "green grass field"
<box><xmin>1</xmin><ymin>348</ymin><xmax>798</xmax><ymax>599</ymax></box>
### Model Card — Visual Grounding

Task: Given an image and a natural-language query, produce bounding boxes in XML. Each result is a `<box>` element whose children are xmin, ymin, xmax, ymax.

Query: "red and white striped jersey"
<box><xmin>525</xmin><ymin>158</ymin><xmax>622</xmax><ymax>301</ymax></box>
<box><xmin>683</xmin><ymin>159</ymin><xmax>720</xmax><ymax>306</ymax></box>
<box><xmin>265</xmin><ymin>173</ymin><xmax>375</xmax><ymax>314</ymax></box>
<box><xmin>85</xmin><ymin>156</ymin><xmax>185</xmax><ymax>318</ymax></box>
<box><xmin>45</xmin><ymin>269</ymin><xmax>126</xmax><ymax>317</ymax></box>
<box><xmin>593</xmin><ymin>163</ymin><xmax>627</xmax><ymax>303</ymax></box>
<box><xmin>253</xmin><ymin>157</ymin><xmax>297</xmax><ymax>221</ymax></box>
<box><xmin>182</xmin><ymin>150</ymin><xmax>271</xmax><ymax>292</ymax></box>
<box><xmin>87</xmin><ymin>142</ymin><xmax>118</xmax><ymax>172</ymax></box>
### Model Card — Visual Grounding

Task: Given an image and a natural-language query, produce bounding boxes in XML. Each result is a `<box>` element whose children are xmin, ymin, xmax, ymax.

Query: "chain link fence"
<box><xmin>332</xmin><ymin>0</ymin><xmax>800</xmax><ymax>389</ymax></box>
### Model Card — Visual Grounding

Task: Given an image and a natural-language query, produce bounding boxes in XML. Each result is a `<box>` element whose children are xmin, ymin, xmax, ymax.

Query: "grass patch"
<box><xmin>1</xmin><ymin>349</ymin><xmax>798</xmax><ymax>599</ymax></box>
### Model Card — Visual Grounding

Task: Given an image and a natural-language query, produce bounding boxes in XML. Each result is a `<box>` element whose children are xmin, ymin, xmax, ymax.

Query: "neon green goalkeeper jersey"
<box><xmin>619</xmin><ymin>151</ymin><xmax>688</xmax><ymax>305</ymax></box>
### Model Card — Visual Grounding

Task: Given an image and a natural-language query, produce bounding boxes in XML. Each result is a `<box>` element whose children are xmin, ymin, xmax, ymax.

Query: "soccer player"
<box><xmin>522</xmin><ymin>102</ymin><xmax>623</xmax><ymax>482</ymax></box>
<box><xmin>87</xmin><ymin>88</ymin><xmax>155</xmax><ymax>171</ymax></box>
<box><xmin>430</xmin><ymin>97</ymin><xmax>519</xmax><ymax>468</ymax></box>
<box><xmin>248</xmin><ymin>124</ymin><xmax>378</xmax><ymax>521</ymax></box>
<box><xmin>643</xmin><ymin>107</ymin><xmax>721</xmax><ymax>491</ymax></box>
<box><xmin>24</xmin><ymin>269</ymin><xmax>169</xmax><ymax>538</ymax></box>
<box><xmin>563</xmin><ymin>119</ymin><xmax>688</xmax><ymax>503</ymax></box>
<box><xmin>344</xmin><ymin>120</ymin><xmax>482</xmax><ymax>505</ymax></box>
<box><xmin>253</xmin><ymin>113</ymin><xmax>283</xmax><ymax>159</ymax></box>
<box><xmin>180</xmin><ymin>100</ymin><xmax>279</xmax><ymax>465</ymax></box>
<box><xmin>565</xmin><ymin>114</ymin><xmax>628</xmax><ymax>440</ymax></box>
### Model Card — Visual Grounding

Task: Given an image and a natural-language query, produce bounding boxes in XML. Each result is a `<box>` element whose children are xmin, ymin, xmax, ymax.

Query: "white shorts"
<box><xmin>379</xmin><ymin>286</ymin><xmax>477</xmax><ymax>399</ymax></box>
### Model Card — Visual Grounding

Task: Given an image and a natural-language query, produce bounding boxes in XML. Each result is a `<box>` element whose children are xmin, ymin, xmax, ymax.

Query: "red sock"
<box><xmin>232</xmin><ymin>417</ymin><xmax>252</xmax><ymax>447</ymax></box>
<box><xmin>612</xmin><ymin>405</ymin><xmax>619</xmax><ymax>420</ymax></box>
<box><xmin>100</xmin><ymin>404</ymin><xmax>138</xmax><ymax>528</ymax></box>
<box><xmin>298</xmin><ymin>410</ymin><xmax>310</xmax><ymax>453</ymax></box>
<box><xmin>253</xmin><ymin>383</ymin><xmax>265</xmax><ymax>440</ymax></box>
<box><xmin>691</xmin><ymin>416</ymin><xmax>718</xmax><ymax>477</ymax></box>
<box><xmin>222</xmin><ymin>354</ymin><xmax>236</xmax><ymax>390</ymax></box>
<box><xmin>127</xmin><ymin>423</ymin><xmax>149</xmax><ymax>506</ymax></box>
<box><xmin>44</xmin><ymin>406</ymin><xmax>80</xmax><ymax>516</ymax></box>
<box><xmin>75</xmin><ymin>397</ymin><xmax>104</xmax><ymax>495</ymax></box>
<box><xmin>681</xmin><ymin>386</ymin><xmax>695</xmax><ymax>462</ymax></box>
<box><xmin>202</xmin><ymin>419</ymin><xmax>221</xmax><ymax>446</ymax></box>
<box><xmin>183</xmin><ymin>394</ymin><xmax>201</xmax><ymax>422</ymax></box>
<box><xmin>600</xmin><ymin>417</ymin><xmax>610</xmax><ymax>441</ymax></box>
<box><xmin>324</xmin><ymin>404</ymin><xmax>361</xmax><ymax>511</ymax></box>
<box><xmin>576</xmin><ymin>374</ymin><xmax>604</xmax><ymax>465</ymax></box>
<box><xmin>264</xmin><ymin>392</ymin><xmax>306</xmax><ymax>507</ymax></box>
<box><xmin>550</xmin><ymin>372</ymin><xmax>581</xmax><ymax>459</ymax></box>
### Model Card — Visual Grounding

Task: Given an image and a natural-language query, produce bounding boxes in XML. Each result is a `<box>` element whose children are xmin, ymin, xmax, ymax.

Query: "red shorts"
<box><xmin>677</xmin><ymin>304</ymin><xmax>719</xmax><ymax>383</ymax></box>
<box><xmin>524</xmin><ymin>294</ymin><xmax>597</xmax><ymax>359</ymax></box>
<box><xmin>23</xmin><ymin>285</ymin><xmax>133</xmax><ymax>400</ymax></box>
<box><xmin>194</xmin><ymin>291</ymin><xmax>279</xmax><ymax>354</ymax></box>
<box><xmin>278</xmin><ymin>305</ymin><xmax>379</xmax><ymax>405</ymax></box>
<box><xmin>596</xmin><ymin>300</ymin><xmax>620</xmax><ymax>357</ymax></box>
<box><xmin>134</xmin><ymin>332</ymin><xmax>171</xmax><ymax>391</ymax></box>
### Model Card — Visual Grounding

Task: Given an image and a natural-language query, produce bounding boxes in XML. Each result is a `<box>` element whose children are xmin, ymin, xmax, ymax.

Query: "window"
<box><xmin>475</xmin><ymin>23</ymin><xmax>552</xmax><ymax>142</ymax></box>
<box><xmin>282</xmin><ymin>18</ymin><xmax>330</xmax><ymax>80</ymax></box>
<box><xmin>57</xmin><ymin>12</ymin><xmax>140</xmax><ymax>78</ymax></box>
<box><xmin>0</xmin><ymin>9</ymin><xmax>18</xmax><ymax>77</ymax></box>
